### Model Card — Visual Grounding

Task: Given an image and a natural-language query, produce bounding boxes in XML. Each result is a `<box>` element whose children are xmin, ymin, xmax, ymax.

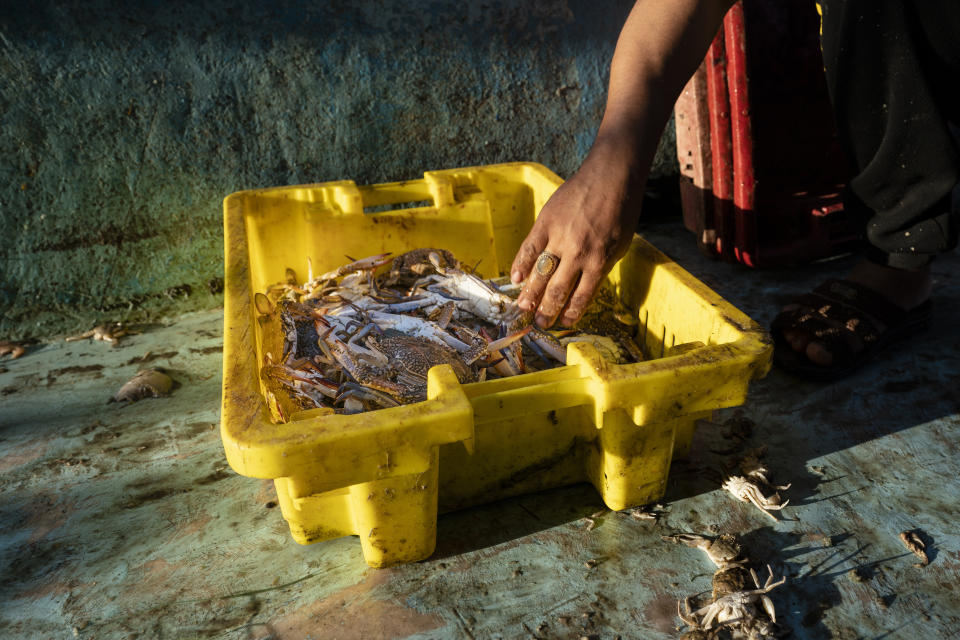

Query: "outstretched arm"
<box><xmin>512</xmin><ymin>0</ymin><xmax>736</xmax><ymax>328</ymax></box>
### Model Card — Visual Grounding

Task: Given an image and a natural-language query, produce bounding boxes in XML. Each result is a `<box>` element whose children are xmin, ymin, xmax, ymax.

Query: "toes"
<box><xmin>805</xmin><ymin>341</ymin><xmax>834</xmax><ymax>366</ymax></box>
<box><xmin>783</xmin><ymin>329</ymin><xmax>811</xmax><ymax>353</ymax></box>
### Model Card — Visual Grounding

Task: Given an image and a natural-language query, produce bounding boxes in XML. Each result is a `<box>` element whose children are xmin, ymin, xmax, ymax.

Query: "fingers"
<box><xmin>511</xmin><ymin>226</ymin><xmax>548</xmax><ymax>285</ymax></box>
<box><xmin>517</xmin><ymin>244</ymin><xmax>555</xmax><ymax>312</ymax></box>
<box><xmin>559</xmin><ymin>269</ymin><xmax>603</xmax><ymax>327</ymax></box>
<box><xmin>517</xmin><ymin>249</ymin><xmax>581</xmax><ymax>328</ymax></box>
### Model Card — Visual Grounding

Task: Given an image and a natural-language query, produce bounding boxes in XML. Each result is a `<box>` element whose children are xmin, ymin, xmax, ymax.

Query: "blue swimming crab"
<box><xmin>255</xmin><ymin>249</ymin><xmax>601</xmax><ymax>415</ymax></box>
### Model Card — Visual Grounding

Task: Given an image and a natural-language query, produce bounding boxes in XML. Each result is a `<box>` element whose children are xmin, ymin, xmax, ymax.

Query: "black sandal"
<box><xmin>770</xmin><ymin>278</ymin><xmax>933</xmax><ymax>381</ymax></box>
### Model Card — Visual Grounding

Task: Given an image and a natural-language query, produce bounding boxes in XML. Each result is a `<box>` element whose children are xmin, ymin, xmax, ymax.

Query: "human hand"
<box><xmin>511</xmin><ymin>150</ymin><xmax>643</xmax><ymax>328</ymax></box>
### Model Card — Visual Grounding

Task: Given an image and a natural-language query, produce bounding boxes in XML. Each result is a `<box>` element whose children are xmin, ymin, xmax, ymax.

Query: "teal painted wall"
<box><xmin>0</xmin><ymin>1</ymin><xmax>676</xmax><ymax>338</ymax></box>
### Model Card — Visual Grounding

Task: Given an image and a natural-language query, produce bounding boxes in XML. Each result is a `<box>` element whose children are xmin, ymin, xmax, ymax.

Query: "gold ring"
<box><xmin>535</xmin><ymin>251</ymin><xmax>560</xmax><ymax>277</ymax></box>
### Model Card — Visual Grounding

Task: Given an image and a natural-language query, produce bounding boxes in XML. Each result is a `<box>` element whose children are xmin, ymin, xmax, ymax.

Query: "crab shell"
<box><xmin>704</xmin><ymin>534</ymin><xmax>744</xmax><ymax>567</ymax></box>
<box><xmin>712</xmin><ymin>565</ymin><xmax>751</xmax><ymax>599</ymax></box>
<box><xmin>664</xmin><ymin>533</ymin><xmax>744</xmax><ymax>568</ymax></box>
<box><xmin>371</xmin><ymin>332</ymin><xmax>475</xmax><ymax>386</ymax></box>
<box><xmin>110</xmin><ymin>369</ymin><xmax>173</xmax><ymax>403</ymax></box>
<box><xmin>385</xmin><ymin>248</ymin><xmax>457</xmax><ymax>287</ymax></box>
<box><xmin>722</xmin><ymin>476</ymin><xmax>788</xmax><ymax>509</ymax></box>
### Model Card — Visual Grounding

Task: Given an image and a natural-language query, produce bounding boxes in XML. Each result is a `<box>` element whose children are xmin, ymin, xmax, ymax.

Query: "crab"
<box><xmin>450</xmin><ymin>324</ymin><xmax>532</xmax><ymax>376</ymax></box>
<box><xmin>264</xmin><ymin>268</ymin><xmax>308</xmax><ymax>303</ymax></box>
<box><xmin>336</xmin><ymin>381</ymin><xmax>401</xmax><ymax>413</ymax></box>
<box><xmin>559</xmin><ymin>333</ymin><xmax>625</xmax><ymax>363</ymax></box>
<box><xmin>426</xmin><ymin>300</ymin><xmax>456</xmax><ymax>329</ymax></box>
<box><xmin>293</xmin><ymin>253</ymin><xmax>395</xmax><ymax>304</ymax></box>
<box><xmin>261</xmin><ymin>359</ymin><xmax>339</xmax><ymax>405</ymax></box>
<box><xmin>0</xmin><ymin>340</ymin><xmax>28</xmax><ymax>360</ymax></box>
<box><xmin>424</xmin><ymin>252</ymin><xmax>530</xmax><ymax>330</ymax></box>
<box><xmin>566</xmin><ymin>285</ymin><xmax>646</xmax><ymax>362</ymax></box>
<box><xmin>65</xmin><ymin>322</ymin><xmax>138</xmax><ymax>346</ymax></box>
<box><xmin>383</xmin><ymin>248</ymin><xmax>457</xmax><ymax>287</ymax></box>
<box><xmin>680</xmin><ymin>565</ymin><xmax>786</xmax><ymax>630</ymax></box>
<box><xmin>366</xmin><ymin>311</ymin><xmax>470</xmax><ymax>352</ymax></box>
<box><xmin>712</xmin><ymin>565</ymin><xmax>753</xmax><ymax>600</ymax></box>
<box><xmin>676</xmin><ymin>598</ymin><xmax>719</xmax><ymax>640</ymax></box>
<box><xmin>526</xmin><ymin>326</ymin><xmax>568</xmax><ymax>365</ymax></box>
<box><xmin>110</xmin><ymin>369</ymin><xmax>173</xmax><ymax>403</ymax></box>
<box><xmin>738</xmin><ymin>447</ymin><xmax>791</xmax><ymax>491</ymax></box>
<box><xmin>899</xmin><ymin>530</ymin><xmax>930</xmax><ymax>567</ymax></box>
<box><xmin>318</xmin><ymin>328</ymin><xmax>479</xmax><ymax>405</ymax></box>
<box><xmin>312</xmin><ymin>252</ymin><xmax>393</xmax><ymax>285</ymax></box>
<box><xmin>628</xmin><ymin>503</ymin><xmax>665</xmax><ymax>522</ymax></box>
<box><xmin>662</xmin><ymin>533</ymin><xmax>746</xmax><ymax>569</ymax></box>
<box><xmin>722</xmin><ymin>475</ymin><xmax>789</xmax><ymax>521</ymax></box>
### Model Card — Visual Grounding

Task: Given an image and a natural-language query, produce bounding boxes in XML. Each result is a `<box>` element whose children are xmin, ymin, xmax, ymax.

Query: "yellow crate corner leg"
<box><xmin>274</xmin><ymin>451</ymin><xmax>442</xmax><ymax>568</ymax></box>
<box><xmin>587</xmin><ymin>408</ymin><xmax>676</xmax><ymax>511</ymax></box>
<box><xmin>273</xmin><ymin>478</ymin><xmax>354</xmax><ymax>545</ymax></box>
<box><xmin>348</xmin><ymin>448</ymin><xmax>441</xmax><ymax>568</ymax></box>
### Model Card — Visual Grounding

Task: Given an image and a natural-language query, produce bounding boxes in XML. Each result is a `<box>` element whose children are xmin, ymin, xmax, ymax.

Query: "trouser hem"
<box><xmin>864</xmin><ymin>247</ymin><xmax>934</xmax><ymax>270</ymax></box>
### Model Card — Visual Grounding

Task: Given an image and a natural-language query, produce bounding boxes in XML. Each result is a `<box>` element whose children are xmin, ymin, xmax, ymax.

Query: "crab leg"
<box><xmin>323</xmin><ymin>337</ymin><xmax>406</xmax><ymax>399</ymax></box>
<box><xmin>262</xmin><ymin>364</ymin><xmax>339</xmax><ymax>398</ymax></box>
<box><xmin>314</xmin><ymin>252</ymin><xmax>393</xmax><ymax>283</ymax></box>
<box><xmin>526</xmin><ymin>326</ymin><xmax>566</xmax><ymax>364</ymax></box>
<box><xmin>336</xmin><ymin>382</ymin><xmax>401</xmax><ymax>408</ymax></box>
<box><xmin>427</xmin><ymin>301</ymin><xmax>456</xmax><ymax>329</ymax></box>
<box><xmin>348</xmin><ymin>323</ymin><xmax>376</xmax><ymax>346</ymax></box>
<box><xmin>522</xmin><ymin>334</ymin><xmax>550</xmax><ymax>365</ymax></box>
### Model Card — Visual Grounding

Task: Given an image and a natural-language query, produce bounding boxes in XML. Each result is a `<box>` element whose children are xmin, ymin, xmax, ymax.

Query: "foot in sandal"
<box><xmin>770</xmin><ymin>260</ymin><xmax>933</xmax><ymax>380</ymax></box>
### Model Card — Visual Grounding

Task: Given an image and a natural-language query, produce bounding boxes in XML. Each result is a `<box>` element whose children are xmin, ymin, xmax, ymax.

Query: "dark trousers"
<box><xmin>820</xmin><ymin>0</ymin><xmax>960</xmax><ymax>269</ymax></box>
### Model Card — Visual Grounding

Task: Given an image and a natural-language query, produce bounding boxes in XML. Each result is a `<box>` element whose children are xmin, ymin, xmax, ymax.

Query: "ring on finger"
<box><xmin>535</xmin><ymin>251</ymin><xmax>560</xmax><ymax>278</ymax></box>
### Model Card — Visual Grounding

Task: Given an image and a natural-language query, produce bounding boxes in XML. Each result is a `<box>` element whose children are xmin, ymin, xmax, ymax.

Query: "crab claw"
<box><xmin>486</xmin><ymin>325</ymin><xmax>532</xmax><ymax>352</ymax></box>
<box><xmin>427</xmin><ymin>251</ymin><xmax>449</xmax><ymax>274</ymax></box>
<box><xmin>254</xmin><ymin>292</ymin><xmax>275</xmax><ymax>315</ymax></box>
<box><xmin>464</xmin><ymin>325</ymin><xmax>532</xmax><ymax>365</ymax></box>
<box><xmin>761</xmin><ymin>595</ymin><xmax>777</xmax><ymax>623</ymax></box>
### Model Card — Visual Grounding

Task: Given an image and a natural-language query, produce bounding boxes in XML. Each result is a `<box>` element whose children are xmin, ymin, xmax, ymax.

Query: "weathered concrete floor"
<box><xmin>2</xmin><ymin>221</ymin><xmax>959</xmax><ymax>639</ymax></box>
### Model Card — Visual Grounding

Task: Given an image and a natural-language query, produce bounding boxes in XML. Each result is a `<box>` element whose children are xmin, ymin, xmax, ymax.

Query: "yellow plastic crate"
<box><xmin>220</xmin><ymin>162</ymin><xmax>772</xmax><ymax>568</ymax></box>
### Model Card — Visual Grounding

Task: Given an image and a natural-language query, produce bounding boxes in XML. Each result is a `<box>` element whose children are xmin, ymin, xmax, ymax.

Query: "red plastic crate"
<box><xmin>674</xmin><ymin>0</ymin><xmax>866</xmax><ymax>267</ymax></box>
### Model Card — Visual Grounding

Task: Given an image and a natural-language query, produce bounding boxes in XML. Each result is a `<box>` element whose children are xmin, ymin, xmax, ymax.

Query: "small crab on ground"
<box><xmin>681</xmin><ymin>565</ymin><xmax>786</xmax><ymax>630</ymax></box>
<box><xmin>109</xmin><ymin>369</ymin><xmax>174</xmax><ymax>403</ymax></box>
<box><xmin>712</xmin><ymin>565</ymin><xmax>754</xmax><ymax>600</ymax></box>
<box><xmin>899</xmin><ymin>530</ymin><xmax>930</xmax><ymax>567</ymax></box>
<box><xmin>0</xmin><ymin>340</ymin><xmax>28</xmax><ymax>360</ymax></box>
<box><xmin>627</xmin><ymin>503</ymin><xmax>665</xmax><ymax>522</ymax></box>
<box><xmin>722</xmin><ymin>475</ymin><xmax>789</xmax><ymax>521</ymax></box>
<box><xmin>65</xmin><ymin>322</ymin><xmax>139</xmax><ymax>346</ymax></box>
<box><xmin>738</xmin><ymin>447</ymin><xmax>791</xmax><ymax>491</ymax></box>
<box><xmin>662</xmin><ymin>533</ymin><xmax>746</xmax><ymax>569</ymax></box>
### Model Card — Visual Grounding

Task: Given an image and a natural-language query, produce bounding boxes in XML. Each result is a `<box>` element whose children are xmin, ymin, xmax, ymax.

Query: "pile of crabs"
<box><xmin>255</xmin><ymin>248</ymin><xmax>644</xmax><ymax>416</ymax></box>
<box><xmin>660</xmin><ymin>427</ymin><xmax>792</xmax><ymax>639</ymax></box>
<box><xmin>664</xmin><ymin>532</ymin><xmax>786</xmax><ymax>640</ymax></box>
